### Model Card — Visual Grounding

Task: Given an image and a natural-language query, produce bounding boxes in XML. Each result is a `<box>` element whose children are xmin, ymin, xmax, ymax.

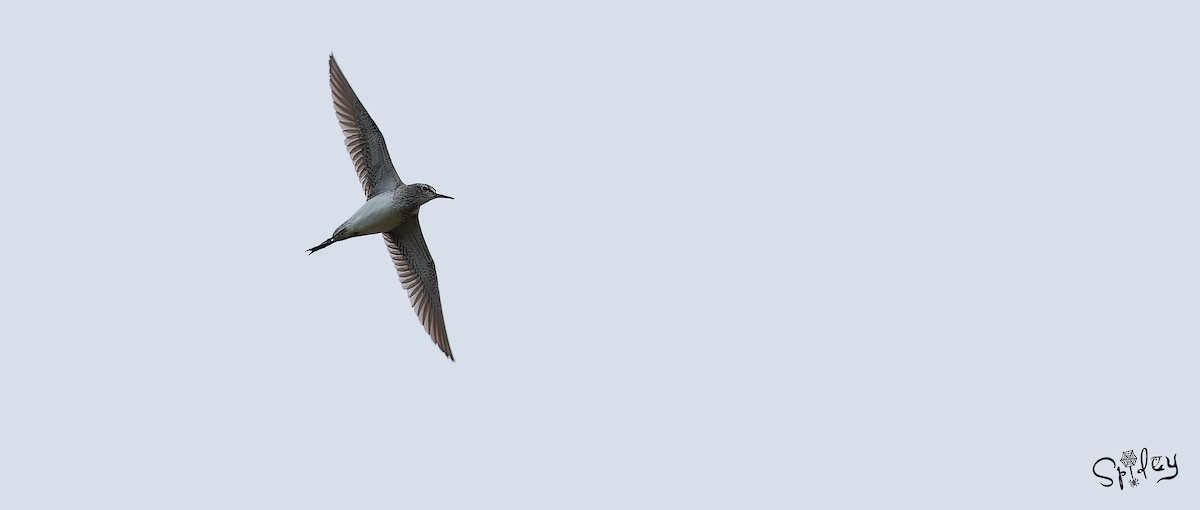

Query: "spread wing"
<box><xmin>329</xmin><ymin>54</ymin><xmax>403</xmax><ymax>198</ymax></box>
<box><xmin>383</xmin><ymin>216</ymin><xmax>453</xmax><ymax>360</ymax></box>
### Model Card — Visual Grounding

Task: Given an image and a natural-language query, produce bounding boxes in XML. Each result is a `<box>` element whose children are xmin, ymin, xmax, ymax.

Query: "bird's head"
<box><xmin>412</xmin><ymin>183</ymin><xmax>454</xmax><ymax>204</ymax></box>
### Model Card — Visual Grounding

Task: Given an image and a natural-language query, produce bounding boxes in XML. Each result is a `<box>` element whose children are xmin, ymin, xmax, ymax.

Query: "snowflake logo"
<box><xmin>1130</xmin><ymin>476</ymin><xmax>1139</xmax><ymax>487</ymax></box>
<box><xmin>1121</xmin><ymin>450</ymin><xmax>1137</xmax><ymax>468</ymax></box>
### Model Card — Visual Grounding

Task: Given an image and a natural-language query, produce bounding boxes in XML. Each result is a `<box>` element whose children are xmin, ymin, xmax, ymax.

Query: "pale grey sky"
<box><xmin>1</xmin><ymin>1</ymin><xmax>1196</xmax><ymax>508</ymax></box>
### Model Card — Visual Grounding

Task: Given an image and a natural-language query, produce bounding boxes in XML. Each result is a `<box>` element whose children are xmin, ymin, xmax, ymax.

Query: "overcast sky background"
<box><xmin>1</xmin><ymin>1</ymin><xmax>1196</xmax><ymax>508</ymax></box>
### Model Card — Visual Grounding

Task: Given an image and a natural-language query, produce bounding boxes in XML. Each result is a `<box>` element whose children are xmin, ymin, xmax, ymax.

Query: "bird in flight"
<box><xmin>308</xmin><ymin>54</ymin><xmax>456</xmax><ymax>361</ymax></box>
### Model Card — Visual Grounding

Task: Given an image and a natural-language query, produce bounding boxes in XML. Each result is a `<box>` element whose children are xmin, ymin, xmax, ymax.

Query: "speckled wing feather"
<box><xmin>383</xmin><ymin>216</ymin><xmax>453</xmax><ymax>360</ymax></box>
<box><xmin>329</xmin><ymin>54</ymin><xmax>403</xmax><ymax>197</ymax></box>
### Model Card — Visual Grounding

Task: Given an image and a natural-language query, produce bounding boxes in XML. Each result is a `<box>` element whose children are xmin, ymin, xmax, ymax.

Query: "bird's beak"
<box><xmin>435</xmin><ymin>193</ymin><xmax>454</xmax><ymax>200</ymax></box>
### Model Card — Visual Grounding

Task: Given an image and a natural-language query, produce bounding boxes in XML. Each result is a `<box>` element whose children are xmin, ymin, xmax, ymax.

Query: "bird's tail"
<box><xmin>306</xmin><ymin>237</ymin><xmax>337</xmax><ymax>255</ymax></box>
